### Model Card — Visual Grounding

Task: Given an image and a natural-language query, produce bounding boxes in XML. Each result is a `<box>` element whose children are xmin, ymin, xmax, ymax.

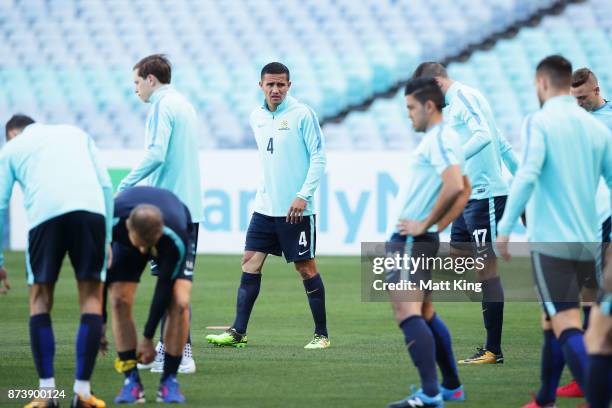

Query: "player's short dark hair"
<box><xmin>128</xmin><ymin>204</ymin><xmax>164</xmax><ymax>247</ymax></box>
<box><xmin>5</xmin><ymin>114</ymin><xmax>35</xmax><ymax>140</ymax></box>
<box><xmin>261</xmin><ymin>62</ymin><xmax>290</xmax><ymax>81</ymax></box>
<box><xmin>133</xmin><ymin>54</ymin><xmax>172</xmax><ymax>84</ymax></box>
<box><xmin>571</xmin><ymin>67</ymin><xmax>598</xmax><ymax>88</ymax></box>
<box><xmin>412</xmin><ymin>62</ymin><xmax>448</xmax><ymax>80</ymax></box>
<box><xmin>536</xmin><ymin>55</ymin><xmax>572</xmax><ymax>89</ymax></box>
<box><xmin>404</xmin><ymin>77</ymin><xmax>445</xmax><ymax>111</ymax></box>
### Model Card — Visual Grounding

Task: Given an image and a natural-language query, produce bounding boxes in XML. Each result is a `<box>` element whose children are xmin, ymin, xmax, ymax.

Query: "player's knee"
<box><xmin>241</xmin><ymin>252</ymin><xmax>264</xmax><ymax>273</ymax></box>
<box><xmin>295</xmin><ymin>261</ymin><xmax>317</xmax><ymax>279</ymax></box>
<box><xmin>80</xmin><ymin>296</ymin><xmax>103</xmax><ymax>315</ymax></box>
<box><xmin>171</xmin><ymin>288</ymin><xmax>191</xmax><ymax>314</ymax></box>
<box><xmin>422</xmin><ymin>302</ymin><xmax>435</xmax><ymax>321</ymax></box>
<box><xmin>174</xmin><ymin>298</ymin><xmax>190</xmax><ymax>316</ymax></box>
<box><xmin>584</xmin><ymin>327</ymin><xmax>599</xmax><ymax>353</ymax></box>
<box><xmin>29</xmin><ymin>285</ymin><xmax>53</xmax><ymax>314</ymax></box>
<box><xmin>391</xmin><ymin>301</ymin><xmax>419</xmax><ymax>323</ymax></box>
<box><xmin>110</xmin><ymin>291</ymin><xmax>133</xmax><ymax>313</ymax></box>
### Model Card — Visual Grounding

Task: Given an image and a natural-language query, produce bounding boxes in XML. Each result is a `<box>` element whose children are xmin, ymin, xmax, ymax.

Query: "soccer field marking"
<box><xmin>206</xmin><ymin>325</ymin><xmax>231</xmax><ymax>330</ymax></box>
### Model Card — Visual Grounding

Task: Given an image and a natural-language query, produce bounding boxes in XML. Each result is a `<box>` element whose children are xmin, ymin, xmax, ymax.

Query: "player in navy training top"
<box><xmin>107</xmin><ymin>187</ymin><xmax>196</xmax><ymax>404</ymax></box>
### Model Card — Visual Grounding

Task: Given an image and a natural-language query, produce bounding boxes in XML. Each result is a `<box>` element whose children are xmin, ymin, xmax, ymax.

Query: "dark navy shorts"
<box><xmin>107</xmin><ymin>223</ymin><xmax>198</xmax><ymax>283</ymax></box>
<box><xmin>531</xmin><ymin>251</ymin><xmax>597</xmax><ymax>318</ymax></box>
<box><xmin>385</xmin><ymin>232</ymin><xmax>440</xmax><ymax>290</ymax></box>
<box><xmin>451</xmin><ymin>195</ymin><xmax>507</xmax><ymax>257</ymax></box>
<box><xmin>27</xmin><ymin>211</ymin><xmax>106</xmax><ymax>284</ymax></box>
<box><xmin>245</xmin><ymin>212</ymin><xmax>316</xmax><ymax>263</ymax></box>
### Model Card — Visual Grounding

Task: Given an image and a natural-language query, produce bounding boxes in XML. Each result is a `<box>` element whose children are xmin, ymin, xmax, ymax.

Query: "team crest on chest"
<box><xmin>278</xmin><ymin>119</ymin><xmax>290</xmax><ymax>131</ymax></box>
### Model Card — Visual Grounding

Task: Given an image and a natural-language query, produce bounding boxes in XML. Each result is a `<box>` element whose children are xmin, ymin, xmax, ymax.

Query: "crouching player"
<box><xmin>108</xmin><ymin>187</ymin><xmax>195</xmax><ymax>404</ymax></box>
<box><xmin>386</xmin><ymin>78</ymin><xmax>471</xmax><ymax>408</ymax></box>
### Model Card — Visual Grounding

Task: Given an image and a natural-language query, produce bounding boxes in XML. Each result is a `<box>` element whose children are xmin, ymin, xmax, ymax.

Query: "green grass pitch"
<box><xmin>0</xmin><ymin>252</ymin><xmax>581</xmax><ymax>407</ymax></box>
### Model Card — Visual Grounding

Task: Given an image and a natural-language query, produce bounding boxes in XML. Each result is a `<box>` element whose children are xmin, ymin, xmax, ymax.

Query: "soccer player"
<box><xmin>496</xmin><ymin>55</ymin><xmax>612</xmax><ymax>408</ymax></box>
<box><xmin>118</xmin><ymin>54</ymin><xmax>202</xmax><ymax>374</ymax></box>
<box><xmin>412</xmin><ymin>62</ymin><xmax>518</xmax><ymax>365</ymax></box>
<box><xmin>546</xmin><ymin>68</ymin><xmax>612</xmax><ymax>399</ymax></box>
<box><xmin>386</xmin><ymin>78</ymin><xmax>471</xmax><ymax>408</ymax></box>
<box><xmin>108</xmin><ymin>186</ymin><xmax>195</xmax><ymax>404</ymax></box>
<box><xmin>0</xmin><ymin>115</ymin><xmax>113</xmax><ymax>408</ymax></box>
<box><xmin>206</xmin><ymin>62</ymin><xmax>329</xmax><ymax>349</ymax></box>
<box><xmin>571</xmin><ymin>67</ymin><xmax>612</xmax><ymax>406</ymax></box>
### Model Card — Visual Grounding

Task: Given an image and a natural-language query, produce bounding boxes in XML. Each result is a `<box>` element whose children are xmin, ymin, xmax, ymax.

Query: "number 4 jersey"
<box><xmin>249</xmin><ymin>95</ymin><xmax>326</xmax><ymax>216</ymax></box>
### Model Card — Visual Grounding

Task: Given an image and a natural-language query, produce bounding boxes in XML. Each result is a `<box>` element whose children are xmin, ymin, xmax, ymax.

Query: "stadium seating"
<box><xmin>0</xmin><ymin>0</ymin><xmax>561</xmax><ymax>149</ymax></box>
<box><xmin>333</xmin><ymin>0</ymin><xmax>612</xmax><ymax>149</ymax></box>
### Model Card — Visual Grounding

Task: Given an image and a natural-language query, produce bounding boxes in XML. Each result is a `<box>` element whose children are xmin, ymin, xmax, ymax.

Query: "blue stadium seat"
<box><xmin>0</xmin><ymin>0</ymin><xmax>607</xmax><ymax>149</ymax></box>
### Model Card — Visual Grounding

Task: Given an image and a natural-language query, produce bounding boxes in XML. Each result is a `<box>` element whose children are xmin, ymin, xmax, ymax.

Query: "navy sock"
<box><xmin>118</xmin><ymin>350</ymin><xmax>141</xmax><ymax>381</ymax></box>
<box><xmin>535</xmin><ymin>330</ymin><xmax>564</xmax><ymax>405</ymax></box>
<box><xmin>582</xmin><ymin>305</ymin><xmax>591</xmax><ymax>331</ymax></box>
<box><xmin>232</xmin><ymin>272</ymin><xmax>261</xmax><ymax>334</ymax></box>
<box><xmin>558</xmin><ymin>328</ymin><xmax>587</xmax><ymax>390</ymax></box>
<box><xmin>160</xmin><ymin>313</ymin><xmax>166</xmax><ymax>344</ymax></box>
<box><xmin>187</xmin><ymin>305</ymin><xmax>192</xmax><ymax>344</ymax></box>
<box><xmin>303</xmin><ymin>274</ymin><xmax>328</xmax><ymax>337</ymax></box>
<box><xmin>161</xmin><ymin>353</ymin><xmax>181</xmax><ymax>381</ymax></box>
<box><xmin>29</xmin><ymin>313</ymin><xmax>55</xmax><ymax>379</ymax></box>
<box><xmin>427</xmin><ymin>314</ymin><xmax>460</xmax><ymax>390</ymax></box>
<box><xmin>586</xmin><ymin>354</ymin><xmax>612</xmax><ymax>408</ymax></box>
<box><xmin>75</xmin><ymin>313</ymin><xmax>102</xmax><ymax>381</ymax></box>
<box><xmin>399</xmin><ymin>316</ymin><xmax>439</xmax><ymax>397</ymax></box>
<box><xmin>482</xmin><ymin>277</ymin><xmax>504</xmax><ymax>355</ymax></box>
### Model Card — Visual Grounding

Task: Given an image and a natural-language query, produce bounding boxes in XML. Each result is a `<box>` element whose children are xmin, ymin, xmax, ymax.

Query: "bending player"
<box><xmin>0</xmin><ymin>115</ymin><xmax>113</xmax><ymax>408</ymax></box>
<box><xmin>386</xmin><ymin>78</ymin><xmax>471</xmax><ymax>408</ymax></box>
<box><xmin>108</xmin><ymin>187</ymin><xmax>195</xmax><ymax>404</ymax></box>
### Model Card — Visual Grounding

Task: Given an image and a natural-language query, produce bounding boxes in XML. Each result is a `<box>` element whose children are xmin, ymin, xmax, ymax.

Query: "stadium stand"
<box><xmin>0</xmin><ymin>0</ymin><xmax>563</xmax><ymax>149</ymax></box>
<box><xmin>331</xmin><ymin>0</ymin><xmax>612</xmax><ymax>149</ymax></box>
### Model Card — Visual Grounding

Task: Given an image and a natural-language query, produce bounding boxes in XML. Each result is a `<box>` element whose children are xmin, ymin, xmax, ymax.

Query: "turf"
<box><xmin>0</xmin><ymin>252</ymin><xmax>581</xmax><ymax>407</ymax></box>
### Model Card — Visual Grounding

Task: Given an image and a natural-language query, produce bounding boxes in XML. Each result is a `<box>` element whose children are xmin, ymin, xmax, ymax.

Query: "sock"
<box><xmin>582</xmin><ymin>305</ymin><xmax>591</xmax><ymax>331</ymax></box>
<box><xmin>427</xmin><ymin>314</ymin><xmax>461</xmax><ymax>390</ymax></box>
<box><xmin>535</xmin><ymin>330</ymin><xmax>564</xmax><ymax>405</ymax></box>
<box><xmin>187</xmin><ymin>305</ymin><xmax>192</xmax><ymax>344</ymax></box>
<box><xmin>160</xmin><ymin>313</ymin><xmax>167</xmax><ymax>345</ymax></box>
<box><xmin>75</xmin><ymin>314</ymin><xmax>102</xmax><ymax>381</ymax></box>
<box><xmin>303</xmin><ymin>273</ymin><xmax>328</xmax><ymax>337</ymax></box>
<box><xmin>39</xmin><ymin>377</ymin><xmax>56</xmax><ymax>390</ymax></box>
<box><xmin>73</xmin><ymin>380</ymin><xmax>91</xmax><ymax>399</ymax></box>
<box><xmin>558</xmin><ymin>328</ymin><xmax>587</xmax><ymax>390</ymax></box>
<box><xmin>161</xmin><ymin>353</ymin><xmax>182</xmax><ymax>381</ymax></box>
<box><xmin>399</xmin><ymin>316</ymin><xmax>439</xmax><ymax>397</ymax></box>
<box><xmin>29</xmin><ymin>313</ymin><xmax>55</xmax><ymax>380</ymax></box>
<box><xmin>118</xmin><ymin>350</ymin><xmax>141</xmax><ymax>381</ymax></box>
<box><xmin>481</xmin><ymin>277</ymin><xmax>504</xmax><ymax>355</ymax></box>
<box><xmin>232</xmin><ymin>272</ymin><xmax>262</xmax><ymax>334</ymax></box>
<box><xmin>586</xmin><ymin>354</ymin><xmax>612</xmax><ymax>408</ymax></box>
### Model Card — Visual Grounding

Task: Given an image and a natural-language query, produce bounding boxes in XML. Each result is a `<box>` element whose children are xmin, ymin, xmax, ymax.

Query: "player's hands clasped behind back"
<box><xmin>496</xmin><ymin>235</ymin><xmax>511</xmax><ymax>261</ymax></box>
<box><xmin>0</xmin><ymin>266</ymin><xmax>10</xmax><ymax>294</ymax></box>
<box><xmin>396</xmin><ymin>219</ymin><xmax>427</xmax><ymax>237</ymax></box>
<box><xmin>286</xmin><ymin>197</ymin><xmax>307</xmax><ymax>224</ymax></box>
<box><xmin>138</xmin><ymin>337</ymin><xmax>156</xmax><ymax>364</ymax></box>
